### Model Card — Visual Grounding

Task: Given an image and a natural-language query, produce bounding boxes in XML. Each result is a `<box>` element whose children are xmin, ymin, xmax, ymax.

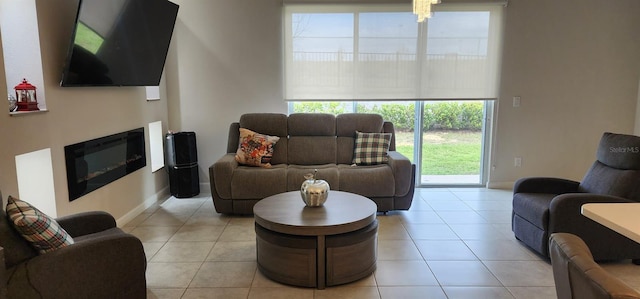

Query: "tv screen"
<box><xmin>60</xmin><ymin>0</ymin><xmax>179</xmax><ymax>87</ymax></box>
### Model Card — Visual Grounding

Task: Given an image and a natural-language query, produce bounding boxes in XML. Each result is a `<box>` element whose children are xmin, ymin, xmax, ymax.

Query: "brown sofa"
<box><xmin>0</xmin><ymin>203</ymin><xmax>146</xmax><ymax>299</ymax></box>
<box><xmin>209</xmin><ymin>113</ymin><xmax>416</xmax><ymax>214</ymax></box>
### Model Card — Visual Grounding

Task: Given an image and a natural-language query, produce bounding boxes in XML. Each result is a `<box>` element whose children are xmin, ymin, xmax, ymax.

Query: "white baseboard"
<box><xmin>116</xmin><ymin>186</ymin><xmax>170</xmax><ymax>227</ymax></box>
<box><xmin>200</xmin><ymin>182</ymin><xmax>211</xmax><ymax>194</ymax></box>
<box><xmin>486</xmin><ymin>181</ymin><xmax>515</xmax><ymax>190</ymax></box>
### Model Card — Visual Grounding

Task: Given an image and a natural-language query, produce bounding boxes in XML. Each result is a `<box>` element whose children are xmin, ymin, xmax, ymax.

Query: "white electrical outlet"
<box><xmin>514</xmin><ymin>157</ymin><xmax>522</xmax><ymax>167</ymax></box>
<box><xmin>513</xmin><ymin>96</ymin><xmax>521</xmax><ymax>107</ymax></box>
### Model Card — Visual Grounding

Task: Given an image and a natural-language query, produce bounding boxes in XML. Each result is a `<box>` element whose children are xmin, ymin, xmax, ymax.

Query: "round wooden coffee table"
<box><xmin>253</xmin><ymin>191</ymin><xmax>378</xmax><ymax>289</ymax></box>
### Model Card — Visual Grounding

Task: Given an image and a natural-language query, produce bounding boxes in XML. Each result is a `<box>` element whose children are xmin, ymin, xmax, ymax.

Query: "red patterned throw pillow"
<box><xmin>6</xmin><ymin>196</ymin><xmax>74</xmax><ymax>254</ymax></box>
<box><xmin>235</xmin><ymin>128</ymin><xmax>280</xmax><ymax>168</ymax></box>
<box><xmin>352</xmin><ymin>131</ymin><xmax>392</xmax><ymax>165</ymax></box>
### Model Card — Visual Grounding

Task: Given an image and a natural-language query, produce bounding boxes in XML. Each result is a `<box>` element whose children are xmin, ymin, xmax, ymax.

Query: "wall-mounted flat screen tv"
<box><xmin>60</xmin><ymin>0</ymin><xmax>179</xmax><ymax>87</ymax></box>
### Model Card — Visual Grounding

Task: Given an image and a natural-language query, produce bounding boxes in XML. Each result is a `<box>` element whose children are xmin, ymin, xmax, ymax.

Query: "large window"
<box><xmin>284</xmin><ymin>2</ymin><xmax>504</xmax><ymax>186</ymax></box>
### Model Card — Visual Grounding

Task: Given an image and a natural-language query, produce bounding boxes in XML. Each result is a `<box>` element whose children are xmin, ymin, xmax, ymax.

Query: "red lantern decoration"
<box><xmin>15</xmin><ymin>78</ymin><xmax>39</xmax><ymax>112</ymax></box>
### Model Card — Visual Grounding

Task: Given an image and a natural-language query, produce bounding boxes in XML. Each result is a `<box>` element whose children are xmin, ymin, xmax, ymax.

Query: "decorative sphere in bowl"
<box><xmin>300</xmin><ymin>170</ymin><xmax>329</xmax><ymax>207</ymax></box>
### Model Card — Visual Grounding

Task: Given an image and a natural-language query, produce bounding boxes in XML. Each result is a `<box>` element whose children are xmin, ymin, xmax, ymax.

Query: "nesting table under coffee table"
<box><xmin>253</xmin><ymin>191</ymin><xmax>378</xmax><ymax>289</ymax></box>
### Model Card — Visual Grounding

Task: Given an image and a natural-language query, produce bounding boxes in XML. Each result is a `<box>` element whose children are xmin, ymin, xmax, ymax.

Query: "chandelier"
<box><xmin>413</xmin><ymin>0</ymin><xmax>440</xmax><ymax>22</ymax></box>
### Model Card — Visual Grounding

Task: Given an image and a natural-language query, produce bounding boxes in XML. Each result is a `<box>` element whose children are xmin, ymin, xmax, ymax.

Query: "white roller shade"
<box><xmin>284</xmin><ymin>3</ymin><xmax>504</xmax><ymax>100</ymax></box>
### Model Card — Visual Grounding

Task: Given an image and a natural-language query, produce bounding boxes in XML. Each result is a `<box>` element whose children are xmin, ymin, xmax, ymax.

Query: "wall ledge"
<box><xmin>9</xmin><ymin>109</ymin><xmax>48</xmax><ymax>116</ymax></box>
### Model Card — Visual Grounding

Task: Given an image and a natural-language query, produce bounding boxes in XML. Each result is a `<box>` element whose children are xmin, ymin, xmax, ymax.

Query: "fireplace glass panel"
<box><xmin>65</xmin><ymin>128</ymin><xmax>146</xmax><ymax>201</ymax></box>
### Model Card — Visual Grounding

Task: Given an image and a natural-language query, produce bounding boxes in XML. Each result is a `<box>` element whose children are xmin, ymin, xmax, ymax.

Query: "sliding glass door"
<box><xmin>418</xmin><ymin>100</ymin><xmax>491</xmax><ymax>186</ymax></box>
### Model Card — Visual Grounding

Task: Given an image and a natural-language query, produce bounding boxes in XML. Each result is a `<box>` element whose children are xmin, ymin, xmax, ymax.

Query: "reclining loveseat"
<box><xmin>210</xmin><ymin>113</ymin><xmax>416</xmax><ymax>214</ymax></box>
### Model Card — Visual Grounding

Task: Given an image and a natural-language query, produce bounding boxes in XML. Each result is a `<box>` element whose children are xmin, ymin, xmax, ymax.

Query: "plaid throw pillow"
<box><xmin>235</xmin><ymin>128</ymin><xmax>280</xmax><ymax>168</ymax></box>
<box><xmin>352</xmin><ymin>131</ymin><xmax>392</xmax><ymax>165</ymax></box>
<box><xmin>6</xmin><ymin>196</ymin><xmax>74</xmax><ymax>254</ymax></box>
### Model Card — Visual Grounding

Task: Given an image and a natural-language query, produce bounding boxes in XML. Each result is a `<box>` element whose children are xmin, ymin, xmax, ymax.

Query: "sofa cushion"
<box><xmin>288</xmin><ymin>113</ymin><xmax>338</xmax><ymax>165</ymax></box>
<box><xmin>6</xmin><ymin>196</ymin><xmax>74</xmax><ymax>254</ymax></box>
<box><xmin>352</xmin><ymin>131</ymin><xmax>391</xmax><ymax>165</ymax></box>
<box><xmin>235</xmin><ymin>128</ymin><xmax>280</xmax><ymax>168</ymax></box>
<box><xmin>338</xmin><ymin>164</ymin><xmax>395</xmax><ymax>197</ymax></box>
<box><xmin>288</xmin><ymin>136</ymin><xmax>337</xmax><ymax>165</ymax></box>
<box><xmin>336</xmin><ymin>113</ymin><xmax>384</xmax><ymax>137</ymax></box>
<box><xmin>286</xmin><ymin>165</ymin><xmax>340</xmax><ymax>192</ymax></box>
<box><xmin>288</xmin><ymin>113</ymin><xmax>336</xmax><ymax>136</ymax></box>
<box><xmin>239</xmin><ymin>113</ymin><xmax>288</xmax><ymax>137</ymax></box>
<box><xmin>579</xmin><ymin>161</ymin><xmax>640</xmax><ymax>201</ymax></box>
<box><xmin>596</xmin><ymin>132</ymin><xmax>640</xmax><ymax>170</ymax></box>
<box><xmin>337</xmin><ymin>136</ymin><xmax>356</xmax><ymax>164</ymax></box>
<box><xmin>231</xmin><ymin>165</ymin><xmax>287</xmax><ymax>199</ymax></box>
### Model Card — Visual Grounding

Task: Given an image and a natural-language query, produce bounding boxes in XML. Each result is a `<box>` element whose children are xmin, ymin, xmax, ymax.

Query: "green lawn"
<box><xmin>395</xmin><ymin>130</ymin><xmax>482</xmax><ymax>175</ymax></box>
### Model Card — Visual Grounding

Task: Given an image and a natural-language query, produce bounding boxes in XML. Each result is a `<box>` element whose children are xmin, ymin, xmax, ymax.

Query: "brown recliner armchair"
<box><xmin>0</xmin><ymin>200</ymin><xmax>147</xmax><ymax>299</ymax></box>
<box><xmin>512</xmin><ymin>132</ymin><xmax>640</xmax><ymax>261</ymax></box>
<box><xmin>549</xmin><ymin>233</ymin><xmax>640</xmax><ymax>299</ymax></box>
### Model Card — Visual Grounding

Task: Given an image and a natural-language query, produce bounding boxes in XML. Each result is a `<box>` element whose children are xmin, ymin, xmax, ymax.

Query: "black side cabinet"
<box><xmin>165</xmin><ymin>131</ymin><xmax>200</xmax><ymax>198</ymax></box>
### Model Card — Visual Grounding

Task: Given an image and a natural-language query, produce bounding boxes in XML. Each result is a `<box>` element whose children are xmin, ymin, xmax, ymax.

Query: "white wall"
<box><xmin>489</xmin><ymin>0</ymin><xmax>640</xmax><ymax>187</ymax></box>
<box><xmin>0</xmin><ymin>0</ymin><xmax>171</xmax><ymax>221</ymax></box>
<box><xmin>167</xmin><ymin>0</ymin><xmax>287</xmax><ymax>186</ymax></box>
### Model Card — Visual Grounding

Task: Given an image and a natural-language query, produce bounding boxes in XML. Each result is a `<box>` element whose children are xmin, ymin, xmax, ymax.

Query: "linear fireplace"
<box><xmin>65</xmin><ymin>128</ymin><xmax>146</xmax><ymax>201</ymax></box>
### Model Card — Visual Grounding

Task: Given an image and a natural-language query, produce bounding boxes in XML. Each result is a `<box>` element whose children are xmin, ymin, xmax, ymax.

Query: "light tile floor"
<box><xmin>122</xmin><ymin>188</ymin><xmax>640</xmax><ymax>299</ymax></box>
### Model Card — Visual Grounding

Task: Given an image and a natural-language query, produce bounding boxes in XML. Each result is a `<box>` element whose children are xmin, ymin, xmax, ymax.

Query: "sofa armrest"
<box><xmin>56</xmin><ymin>211</ymin><xmax>116</xmax><ymax>237</ymax></box>
<box><xmin>210</xmin><ymin>153</ymin><xmax>239</xmax><ymax>200</ymax></box>
<box><xmin>549</xmin><ymin>193</ymin><xmax>634</xmax><ymax>230</ymax></box>
<box><xmin>15</xmin><ymin>233</ymin><xmax>146</xmax><ymax>299</ymax></box>
<box><xmin>387</xmin><ymin>151</ymin><xmax>413</xmax><ymax>197</ymax></box>
<box><xmin>0</xmin><ymin>247</ymin><xmax>7</xmax><ymax>299</ymax></box>
<box><xmin>513</xmin><ymin>177</ymin><xmax>580</xmax><ymax>195</ymax></box>
<box><xmin>549</xmin><ymin>193</ymin><xmax>638</xmax><ymax>260</ymax></box>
